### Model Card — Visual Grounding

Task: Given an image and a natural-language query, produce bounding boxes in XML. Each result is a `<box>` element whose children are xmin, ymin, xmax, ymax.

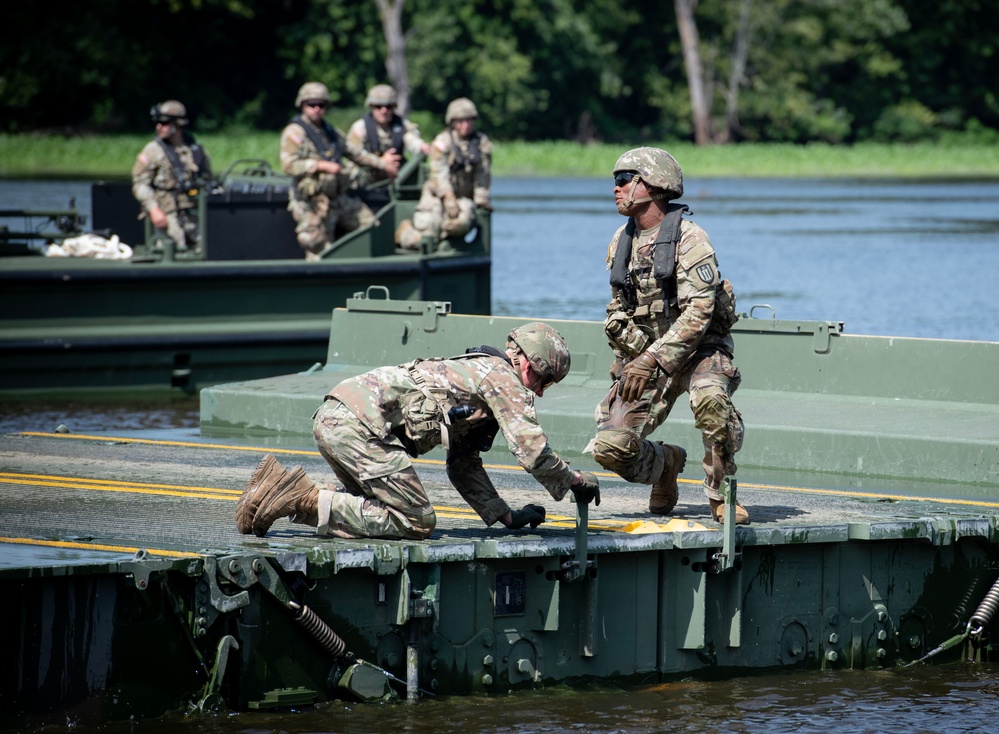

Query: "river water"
<box><xmin>3</xmin><ymin>177</ymin><xmax>999</xmax><ymax>731</ymax></box>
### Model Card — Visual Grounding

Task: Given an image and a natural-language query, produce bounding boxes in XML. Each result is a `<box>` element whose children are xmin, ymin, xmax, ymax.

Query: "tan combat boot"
<box><xmin>250</xmin><ymin>464</ymin><xmax>320</xmax><ymax>537</ymax></box>
<box><xmin>649</xmin><ymin>444</ymin><xmax>687</xmax><ymax>515</ymax></box>
<box><xmin>236</xmin><ymin>454</ymin><xmax>283</xmax><ymax>534</ymax></box>
<box><xmin>709</xmin><ymin>499</ymin><xmax>750</xmax><ymax>525</ymax></box>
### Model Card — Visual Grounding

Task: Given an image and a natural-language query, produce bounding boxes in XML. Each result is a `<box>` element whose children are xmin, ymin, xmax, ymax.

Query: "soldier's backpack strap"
<box><xmin>608</xmin><ymin>203</ymin><xmax>690</xmax><ymax>310</ymax></box>
<box><xmin>291</xmin><ymin>115</ymin><xmax>343</xmax><ymax>162</ymax></box>
<box><xmin>362</xmin><ymin>113</ymin><xmax>408</xmax><ymax>162</ymax></box>
<box><xmin>153</xmin><ymin>138</ymin><xmax>189</xmax><ymax>193</ymax></box>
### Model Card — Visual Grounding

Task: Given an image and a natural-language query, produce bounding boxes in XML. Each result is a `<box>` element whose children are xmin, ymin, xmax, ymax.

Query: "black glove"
<box><xmin>507</xmin><ymin>503</ymin><xmax>546</xmax><ymax>530</ymax></box>
<box><xmin>571</xmin><ymin>471</ymin><xmax>601</xmax><ymax>506</ymax></box>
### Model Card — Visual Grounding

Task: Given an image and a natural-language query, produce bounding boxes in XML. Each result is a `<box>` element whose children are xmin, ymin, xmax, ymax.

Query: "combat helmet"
<box><xmin>613</xmin><ymin>147</ymin><xmax>683</xmax><ymax>200</ymax></box>
<box><xmin>366</xmin><ymin>84</ymin><xmax>398</xmax><ymax>107</ymax></box>
<box><xmin>507</xmin><ymin>322</ymin><xmax>571</xmax><ymax>389</ymax></box>
<box><xmin>150</xmin><ymin>100</ymin><xmax>188</xmax><ymax>126</ymax></box>
<box><xmin>445</xmin><ymin>97</ymin><xmax>478</xmax><ymax>124</ymax></box>
<box><xmin>295</xmin><ymin>82</ymin><xmax>331</xmax><ymax>108</ymax></box>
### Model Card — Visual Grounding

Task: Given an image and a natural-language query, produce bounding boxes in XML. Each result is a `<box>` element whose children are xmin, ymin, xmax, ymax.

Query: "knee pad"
<box><xmin>592</xmin><ymin>429</ymin><xmax>664</xmax><ymax>483</ymax></box>
<box><xmin>690</xmin><ymin>386</ymin><xmax>731</xmax><ymax>446</ymax></box>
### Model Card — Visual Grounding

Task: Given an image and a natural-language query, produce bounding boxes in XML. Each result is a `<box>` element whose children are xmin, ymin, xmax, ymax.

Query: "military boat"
<box><xmin>0</xmin><ymin>158</ymin><xmax>490</xmax><ymax>396</ymax></box>
<box><xmin>2</xmin><ymin>293</ymin><xmax>998</xmax><ymax>728</ymax></box>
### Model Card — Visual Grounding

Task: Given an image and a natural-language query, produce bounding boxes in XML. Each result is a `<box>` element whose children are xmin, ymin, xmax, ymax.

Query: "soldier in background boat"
<box><xmin>344</xmin><ymin>84</ymin><xmax>431</xmax><ymax>211</ymax></box>
<box><xmin>395</xmin><ymin>97</ymin><xmax>492</xmax><ymax>251</ymax></box>
<box><xmin>131</xmin><ymin>100</ymin><xmax>211</xmax><ymax>252</ymax></box>
<box><xmin>280</xmin><ymin>81</ymin><xmax>402</xmax><ymax>260</ymax></box>
<box><xmin>588</xmin><ymin>147</ymin><xmax>749</xmax><ymax>524</ymax></box>
<box><xmin>235</xmin><ymin>322</ymin><xmax>600</xmax><ymax>540</ymax></box>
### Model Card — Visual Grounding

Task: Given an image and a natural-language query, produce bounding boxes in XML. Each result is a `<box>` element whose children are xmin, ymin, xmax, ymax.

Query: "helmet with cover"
<box><xmin>150</xmin><ymin>100</ymin><xmax>188</xmax><ymax>126</ymax></box>
<box><xmin>295</xmin><ymin>82</ymin><xmax>331</xmax><ymax>108</ymax></box>
<box><xmin>365</xmin><ymin>84</ymin><xmax>398</xmax><ymax>107</ymax></box>
<box><xmin>507</xmin><ymin>322</ymin><xmax>571</xmax><ymax>389</ymax></box>
<box><xmin>445</xmin><ymin>97</ymin><xmax>478</xmax><ymax>124</ymax></box>
<box><xmin>613</xmin><ymin>147</ymin><xmax>683</xmax><ymax>200</ymax></box>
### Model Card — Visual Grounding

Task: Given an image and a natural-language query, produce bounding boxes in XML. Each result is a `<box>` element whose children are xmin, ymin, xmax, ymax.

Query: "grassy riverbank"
<box><xmin>2</xmin><ymin>132</ymin><xmax>998</xmax><ymax>180</ymax></box>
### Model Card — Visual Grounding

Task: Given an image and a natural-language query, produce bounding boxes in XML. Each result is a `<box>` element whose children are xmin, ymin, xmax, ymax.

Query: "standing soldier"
<box><xmin>280</xmin><ymin>81</ymin><xmax>402</xmax><ymax>260</ymax></box>
<box><xmin>131</xmin><ymin>100</ymin><xmax>211</xmax><ymax>253</ymax></box>
<box><xmin>235</xmin><ymin>322</ymin><xmax>600</xmax><ymax>540</ymax></box>
<box><xmin>589</xmin><ymin>147</ymin><xmax>748</xmax><ymax>524</ymax></box>
<box><xmin>396</xmin><ymin>97</ymin><xmax>492</xmax><ymax>251</ymax></box>
<box><xmin>345</xmin><ymin>84</ymin><xmax>431</xmax><ymax>210</ymax></box>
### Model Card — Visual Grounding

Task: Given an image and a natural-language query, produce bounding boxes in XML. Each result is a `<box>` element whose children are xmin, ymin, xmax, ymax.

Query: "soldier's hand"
<box><xmin>149</xmin><ymin>206</ymin><xmax>168</xmax><ymax>230</ymax></box>
<box><xmin>382</xmin><ymin>149</ymin><xmax>403</xmax><ymax>178</ymax></box>
<box><xmin>570</xmin><ymin>471</ymin><xmax>600</xmax><ymax>506</ymax></box>
<box><xmin>506</xmin><ymin>503</ymin><xmax>546</xmax><ymax>530</ymax></box>
<box><xmin>316</xmin><ymin>160</ymin><xmax>342</xmax><ymax>175</ymax></box>
<box><xmin>443</xmin><ymin>194</ymin><xmax>460</xmax><ymax>219</ymax></box>
<box><xmin>619</xmin><ymin>352</ymin><xmax>659</xmax><ymax>402</ymax></box>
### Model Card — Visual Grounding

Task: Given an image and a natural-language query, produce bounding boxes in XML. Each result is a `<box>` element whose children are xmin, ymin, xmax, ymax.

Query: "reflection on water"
<box><xmin>39</xmin><ymin>664</ymin><xmax>999</xmax><ymax>734</ymax></box>
<box><xmin>491</xmin><ymin>177</ymin><xmax>999</xmax><ymax>342</ymax></box>
<box><xmin>3</xmin><ymin>178</ymin><xmax>999</xmax><ymax>731</ymax></box>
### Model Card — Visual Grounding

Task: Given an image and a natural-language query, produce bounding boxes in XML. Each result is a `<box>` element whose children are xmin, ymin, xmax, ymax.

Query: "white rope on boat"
<box><xmin>46</xmin><ymin>233</ymin><xmax>133</xmax><ymax>260</ymax></box>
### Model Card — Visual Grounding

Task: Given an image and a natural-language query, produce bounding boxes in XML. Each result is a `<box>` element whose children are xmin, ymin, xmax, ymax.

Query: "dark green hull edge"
<box><xmin>2</xmin><ymin>296</ymin><xmax>998</xmax><ymax>727</ymax></box>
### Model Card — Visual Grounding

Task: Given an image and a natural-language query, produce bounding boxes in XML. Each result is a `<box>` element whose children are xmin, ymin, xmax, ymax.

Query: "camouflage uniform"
<box><xmin>312</xmin><ymin>353</ymin><xmax>577</xmax><ymax>539</ymax></box>
<box><xmin>279</xmin><ymin>118</ymin><xmax>389</xmax><ymax>259</ymax></box>
<box><xmin>131</xmin><ymin>136</ymin><xmax>209</xmax><ymax>251</ymax></box>
<box><xmin>345</xmin><ymin>115</ymin><xmax>425</xmax><ymax>189</ymax></box>
<box><xmin>398</xmin><ymin>99</ymin><xmax>492</xmax><ymax>251</ymax></box>
<box><xmin>592</xmin><ymin>148</ymin><xmax>744</xmax><ymax>511</ymax></box>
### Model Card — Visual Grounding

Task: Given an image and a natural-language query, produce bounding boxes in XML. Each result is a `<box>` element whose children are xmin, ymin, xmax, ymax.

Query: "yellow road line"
<box><xmin>0</xmin><ymin>535</ymin><xmax>201</xmax><ymax>559</ymax></box>
<box><xmin>14</xmin><ymin>432</ymin><xmax>999</xmax><ymax>510</ymax></box>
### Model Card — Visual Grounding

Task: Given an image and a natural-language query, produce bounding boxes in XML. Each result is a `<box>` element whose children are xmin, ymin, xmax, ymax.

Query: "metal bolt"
<box><xmin>430</xmin><ymin>678</ymin><xmax>439</xmax><ymax>691</ymax></box>
<box><xmin>483</xmin><ymin>655</ymin><xmax>494</xmax><ymax>666</ymax></box>
<box><xmin>877</xmin><ymin>609</ymin><xmax>888</xmax><ymax>623</ymax></box>
<box><xmin>517</xmin><ymin>659</ymin><xmax>532</xmax><ymax>673</ymax></box>
<box><xmin>481</xmin><ymin>674</ymin><xmax>493</xmax><ymax>686</ymax></box>
<box><xmin>828</xmin><ymin>632</ymin><xmax>839</xmax><ymax>645</ymax></box>
<box><xmin>826</xmin><ymin>650</ymin><xmax>839</xmax><ymax>662</ymax></box>
<box><xmin>429</xmin><ymin>658</ymin><xmax>439</xmax><ymax>671</ymax></box>
<box><xmin>909</xmin><ymin>635</ymin><xmax>921</xmax><ymax>649</ymax></box>
<box><xmin>228</xmin><ymin>559</ymin><xmax>241</xmax><ymax>574</ymax></box>
<box><xmin>252</xmin><ymin>559</ymin><xmax>264</xmax><ymax>573</ymax></box>
<box><xmin>787</xmin><ymin>642</ymin><xmax>802</xmax><ymax>657</ymax></box>
<box><xmin>877</xmin><ymin>629</ymin><xmax>888</xmax><ymax>641</ymax></box>
<box><xmin>877</xmin><ymin>648</ymin><xmax>887</xmax><ymax>659</ymax></box>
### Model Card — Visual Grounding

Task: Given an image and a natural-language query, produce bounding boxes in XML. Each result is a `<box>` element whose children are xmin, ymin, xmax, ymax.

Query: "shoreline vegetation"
<box><xmin>1</xmin><ymin>133</ymin><xmax>998</xmax><ymax>180</ymax></box>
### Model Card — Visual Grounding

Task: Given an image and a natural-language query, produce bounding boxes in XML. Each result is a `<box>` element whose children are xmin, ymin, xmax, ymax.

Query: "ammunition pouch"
<box><xmin>711</xmin><ymin>279</ymin><xmax>740</xmax><ymax>335</ymax></box>
<box><xmin>604</xmin><ymin>311</ymin><xmax>654</xmax><ymax>359</ymax></box>
<box><xmin>398</xmin><ymin>389</ymin><xmax>451</xmax><ymax>457</ymax></box>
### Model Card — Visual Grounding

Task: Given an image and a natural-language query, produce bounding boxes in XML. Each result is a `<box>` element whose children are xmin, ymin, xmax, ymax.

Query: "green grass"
<box><xmin>2</xmin><ymin>132</ymin><xmax>998</xmax><ymax>180</ymax></box>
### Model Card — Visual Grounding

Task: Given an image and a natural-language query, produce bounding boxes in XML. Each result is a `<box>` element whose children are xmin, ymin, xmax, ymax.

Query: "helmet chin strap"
<box><xmin>621</xmin><ymin>177</ymin><xmax>668</xmax><ymax>211</ymax></box>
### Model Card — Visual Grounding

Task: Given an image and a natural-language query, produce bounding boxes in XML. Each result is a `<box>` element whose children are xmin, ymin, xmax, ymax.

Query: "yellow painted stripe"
<box><xmin>0</xmin><ymin>535</ymin><xmax>201</xmax><ymax>559</ymax></box>
<box><xmin>14</xmin><ymin>432</ymin><xmax>999</xmax><ymax>510</ymax></box>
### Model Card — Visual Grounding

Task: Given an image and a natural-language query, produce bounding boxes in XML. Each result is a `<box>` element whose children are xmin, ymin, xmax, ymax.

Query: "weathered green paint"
<box><xmin>202</xmin><ymin>295</ymin><xmax>999</xmax><ymax>488</ymax></box>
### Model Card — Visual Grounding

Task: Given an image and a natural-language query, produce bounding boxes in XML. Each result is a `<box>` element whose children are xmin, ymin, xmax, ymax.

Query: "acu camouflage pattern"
<box><xmin>594</xmin><ymin>213</ymin><xmax>744</xmax><ymax>501</ymax></box>
<box><xmin>279</xmin><ymin>118</ymin><xmax>387</xmax><ymax>257</ymax></box>
<box><xmin>322</xmin><ymin>354</ymin><xmax>576</xmax><ymax>530</ymax></box>
<box><xmin>398</xmin><ymin>127</ymin><xmax>492</xmax><ymax>250</ymax></box>
<box><xmin>131</xmin><ymin>137</ymin><xmax>209</xmax><ymax>250</ymax></box>
<box><xmin>613</xmin><ymin>147</ymin><xmax>683</xmax><ymax>200</ymax></box>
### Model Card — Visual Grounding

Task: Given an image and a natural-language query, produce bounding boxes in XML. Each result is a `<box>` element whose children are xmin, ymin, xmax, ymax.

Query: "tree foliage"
<box><xmin>1</xmin><ymin>0</ymin><xmax>995</xmax><ymax>144</ymax></box>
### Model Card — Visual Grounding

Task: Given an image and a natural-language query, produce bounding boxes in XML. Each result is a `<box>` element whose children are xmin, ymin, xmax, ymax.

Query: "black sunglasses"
<box><xmin>371</xmin><ymin>104</ymin><xmax>395</xmax><ymax>110</ymax></box>
<box><xmin>304</xmin><ymin>100</ymin><xmax>328</xmax><ymax>109</ymax></box>
<box><xmin>614</xmin><ymin>171</ymin><xmax>639</xmax><ymax>187</ymax></box>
